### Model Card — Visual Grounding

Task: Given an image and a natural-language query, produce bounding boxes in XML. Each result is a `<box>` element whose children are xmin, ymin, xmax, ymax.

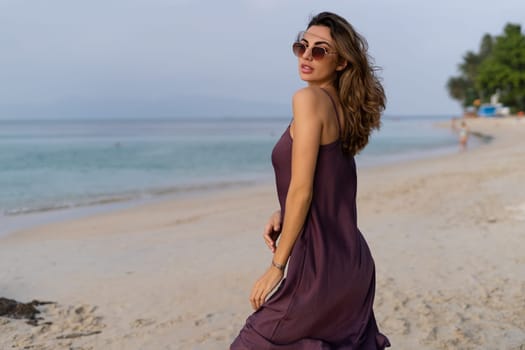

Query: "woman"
<box><xmin>231</xmin><ymin>12</ymin><xmax>390</xmax><ymax>349</ymax></box>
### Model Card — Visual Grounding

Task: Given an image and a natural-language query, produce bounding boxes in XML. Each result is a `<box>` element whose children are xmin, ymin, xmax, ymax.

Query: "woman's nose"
<box><xmin>302</xmin><ymin>47</ymin><xmax>313</xmax><ymax>61</ymax></box>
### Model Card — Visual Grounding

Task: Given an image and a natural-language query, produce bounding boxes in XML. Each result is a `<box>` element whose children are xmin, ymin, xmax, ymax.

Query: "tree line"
<box><xmin>447</xmin><ymin>23</ymin><xmax>525</xmax><ymax>113</ymax></box>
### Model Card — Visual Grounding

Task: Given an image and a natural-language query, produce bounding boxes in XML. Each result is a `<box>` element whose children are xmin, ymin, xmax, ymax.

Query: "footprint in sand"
<box><xmin>382</xmin><ymin>316</ymin><xmax>410</xmax><ymax>335</ymax></box>
<box><xmin>131</xmin><ymin>318</ymin><xmax>156</xmax><ymax>328</ymax></box>
<box><xmin>194</xmin><ymin>313</ymin><xmax>216</xmax><ymax>326</ymax></box>
<box><xmin>505</xmin><ymin>202</ymin><xmax>525</xmax><ymax>221</ymax></box>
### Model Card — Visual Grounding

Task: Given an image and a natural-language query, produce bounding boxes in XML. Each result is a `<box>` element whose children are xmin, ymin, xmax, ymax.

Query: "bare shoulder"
<box><xmin>292</xmin><ymin>87</ymin><xmax>330</xmax><ymax>121</ymax></box>
<box><xmin>292</xmin><ymin>86</ymin><xmax>327</xmax><ymax>106</ymax></box>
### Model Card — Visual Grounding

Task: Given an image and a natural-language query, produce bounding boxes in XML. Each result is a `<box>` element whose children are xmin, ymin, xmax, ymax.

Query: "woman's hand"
<box><xmin>263</xmin><ymin>210</ymin><xmax>282</xmax><ymax>253</ymax></box>
<box><xmin>249</xmin><ymin>266</ymin><xmax>284</xmax><ymax>310</ymax></box>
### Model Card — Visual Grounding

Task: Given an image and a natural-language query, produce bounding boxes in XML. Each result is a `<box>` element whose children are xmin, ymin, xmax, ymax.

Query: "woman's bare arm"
<box><xmin>249</xmin><ymin>87</ymin><xmax>325</xmax><ymax>309</ymax></box>
<box><xmin>272</xmin><ymin>87</ymin><xmax>324</xmax><ymax>266</ymax></box>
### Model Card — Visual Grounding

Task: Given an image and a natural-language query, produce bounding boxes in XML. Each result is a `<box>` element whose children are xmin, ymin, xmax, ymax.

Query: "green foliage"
<box><xmin>479</xmin><ymin>34</ymin><xmax>494</xmax><ymax>60</ymax></box>
<box><xmin>447</xmin><ymin>36</ymin><xmax>493</xmax><ymax>107</ymax></box>
<box><xmin>476</xmin><ymin>24</ymin><xmax>525</xmax><ymax>112</ymax></box>
<box><xmin>447</xmin><ymin>23</ymin><xmax>525</xmax><ymax>112</ymax></box>
<box><xmin>447</xmin><ymin>76</ymin><xmax>477</xmax><ymax>107</ymax></box>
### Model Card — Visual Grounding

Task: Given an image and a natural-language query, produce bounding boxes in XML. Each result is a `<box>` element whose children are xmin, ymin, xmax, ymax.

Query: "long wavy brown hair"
<box><xmin>307</xmin><ymin>12</ymin><xmax>386</xmax><ymax>156</ymax></box>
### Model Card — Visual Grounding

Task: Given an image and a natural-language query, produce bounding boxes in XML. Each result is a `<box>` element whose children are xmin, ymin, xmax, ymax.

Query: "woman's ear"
<box><xmin>336</xmin><ymin>59</ymin><xmax>348</xmax><ymax>72</ymax></box>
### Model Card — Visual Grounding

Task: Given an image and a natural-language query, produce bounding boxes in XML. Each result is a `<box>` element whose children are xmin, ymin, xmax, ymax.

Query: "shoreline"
<box><xmin>0</xmin><ymin>116</ymin><xmax>489</xmax><ymax>240</ymax></box>
<box><xmin>0</xmin><ymin>178</ymin><xmax>271</xmax><ymax>239</ymax></box>
<box><xmin>1</xmin><ymin>116</ymin><xmax>524</xmax><ymax>349</ymax></box>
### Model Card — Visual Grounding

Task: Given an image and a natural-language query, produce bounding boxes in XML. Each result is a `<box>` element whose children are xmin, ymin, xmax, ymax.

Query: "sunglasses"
<box><xmin>292</xmin><ymin>42</ymin><xmax>338</xmax><ymax>60</ymax></box>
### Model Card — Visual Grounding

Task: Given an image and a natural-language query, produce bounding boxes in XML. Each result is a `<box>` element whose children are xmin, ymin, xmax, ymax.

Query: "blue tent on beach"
<box><xmin>478</xmin><ymin>105</ymin><xmax>497</xmax><ymax>117</ymax></box>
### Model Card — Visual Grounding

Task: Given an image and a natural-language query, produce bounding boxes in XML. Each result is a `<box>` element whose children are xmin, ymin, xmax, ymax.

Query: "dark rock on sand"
<box><xmin>0</xmin><ymin>297</ymin><xmax>55</xmax><ymax>326</ymax></box>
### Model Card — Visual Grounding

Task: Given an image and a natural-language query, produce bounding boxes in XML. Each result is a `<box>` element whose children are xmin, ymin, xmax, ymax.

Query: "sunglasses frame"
<box><xmin>292</xmin><ymin>42</ymin><xmax>338</xmax><ymax>60</ymax></box>
<box><xmin>292</xmin><ymin>29</ymin><xmax>338</xmax><ymax>61</ymax></box>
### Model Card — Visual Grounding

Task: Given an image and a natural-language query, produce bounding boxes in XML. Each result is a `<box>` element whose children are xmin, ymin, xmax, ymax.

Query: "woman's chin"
<box><xmin>298</xmin><ymin>73</ymin><xmax>314</xmax><ymax>82</ymax></box>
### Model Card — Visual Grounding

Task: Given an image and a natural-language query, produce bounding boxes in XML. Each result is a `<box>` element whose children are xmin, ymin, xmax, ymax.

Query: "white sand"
<box><xmin>1</xmin><ymin>117</ymin><xmax>524</xmax><ymax>349</ymax></box>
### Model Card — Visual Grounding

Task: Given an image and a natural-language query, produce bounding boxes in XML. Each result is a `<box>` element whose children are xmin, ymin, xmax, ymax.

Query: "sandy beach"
<box><xmin>1</xmin><ymin>117</ymin><xmax>524</xmax><ymax>349</ymax></box>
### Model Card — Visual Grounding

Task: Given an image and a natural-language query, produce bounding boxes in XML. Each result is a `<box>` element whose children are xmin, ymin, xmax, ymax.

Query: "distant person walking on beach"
<box><xmin>459</xmin><ymin>120</ymin><xmax>469</xmax><ymax>151</ymax></box>
<box><xmin>231</xmin><ymin>12</ymin><xmax>390</xmax><ymax>349</ymax></box>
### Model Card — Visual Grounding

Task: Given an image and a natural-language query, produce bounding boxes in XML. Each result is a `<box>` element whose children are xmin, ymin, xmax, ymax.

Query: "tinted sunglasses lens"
<box><xmin>292</xmin><ymin>42</ymin><xmax>306</xmax><ymax>57</ymax></box>
<box><xmin>311</xmin><ymin>47</ymin><xmax>326</xmax><ymax>60</ymax></box>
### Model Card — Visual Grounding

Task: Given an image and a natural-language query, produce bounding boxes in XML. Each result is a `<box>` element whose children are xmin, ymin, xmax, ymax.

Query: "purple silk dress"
<box><xmin>231</xmin><ymin>90</ymin><xmax>390</xmax><ymax>349</ymax></box>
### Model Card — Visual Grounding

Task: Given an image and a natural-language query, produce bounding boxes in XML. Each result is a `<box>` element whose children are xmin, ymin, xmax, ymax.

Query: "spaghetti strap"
<box><xmin>319</xmin><ymin>88</ymin><xmax>341</xmax><ymax>133</ymax></box>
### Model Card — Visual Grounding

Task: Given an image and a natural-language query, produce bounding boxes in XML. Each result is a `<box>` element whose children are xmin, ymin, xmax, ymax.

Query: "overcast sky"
<box><xmin>0</xmin><ymin>0</ymin><xmax>524</xmax><ymax>119</ymax></box>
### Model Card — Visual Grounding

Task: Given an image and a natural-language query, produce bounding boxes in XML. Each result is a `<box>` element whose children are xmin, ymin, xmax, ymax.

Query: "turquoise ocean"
<box><xmin>0</xmin><ymin>116</ymin><xmax>463</xmax><ymax>234</ymax></box>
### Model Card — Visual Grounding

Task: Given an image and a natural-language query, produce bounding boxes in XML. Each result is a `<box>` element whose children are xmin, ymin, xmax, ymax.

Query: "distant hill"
<box><xmin>0</xmin><ymin>95</ymin><xmax>290</xmax><ymax>119</ymax></box>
